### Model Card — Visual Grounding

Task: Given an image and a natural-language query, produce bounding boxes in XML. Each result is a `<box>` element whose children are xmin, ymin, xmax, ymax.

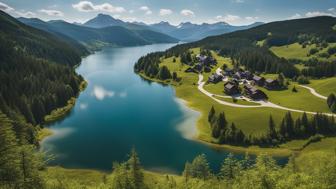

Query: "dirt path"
<box><xmin>299</xmin><ymin>85</ymin><xmax>327</xmax><ymax>100</ymax></box>
<box><xmin>198</xmin><ymin>74</ymin><xmax>335</xmax><ymax>116</ymax></box>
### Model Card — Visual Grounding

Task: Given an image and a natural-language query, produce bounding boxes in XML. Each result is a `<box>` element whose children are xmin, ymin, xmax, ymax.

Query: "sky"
<box><xmin>0</xmin><ymin>0</ymin><xmax>335</xmax><ymax>26</ymax></box>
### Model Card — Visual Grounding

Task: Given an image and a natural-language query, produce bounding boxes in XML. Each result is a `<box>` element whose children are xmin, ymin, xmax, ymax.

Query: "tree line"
<box><xmin>208</xmin><ymin>106</ymin><xmax>336</xmax><ymax>146</ymax></box>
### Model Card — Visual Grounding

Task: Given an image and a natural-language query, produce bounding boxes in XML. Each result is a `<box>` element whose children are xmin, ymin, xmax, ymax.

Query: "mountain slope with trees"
<box><xmin>0</xmin><ymin>10</ymin><xmax>85</xmax><ymax>144</ymax></box>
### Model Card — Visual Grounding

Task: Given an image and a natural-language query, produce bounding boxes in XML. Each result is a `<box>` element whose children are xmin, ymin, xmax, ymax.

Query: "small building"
<box><xmin>265</xmin><ymin>79</ymin><xmax>280</xmax><ymax>90</ymax></box>
<box><xmin>224</xmin><ymin>81</ymin><xmax>240</xmax><ymax>95</ymax></box>
<box><xmin>244</xmin><ymin>84</ymin><xmax>267</xmax><ymax>100</ymax></box>
<box><xmin>224</xmin><ymin>68</ymin><xmax>234</xmax><ymax>76</ymax></box>
<box><xmin>233</xmin><ymin>72</ymin><xmax>241</xmax><ymax>80</ymax></box>
<box><xmin>253</xmin><ymin>75</ymin><xmax>265</xmax><ymax>86</ymax></box>
<box><xmin>193</xmin><ymin>63</ymin><xmax>203</xmax><ymax>72</ymax></box>
<box><xmin>208</xmin><ymin>73</ymin><xmax>223</xmax><ymax>84</ymax></box>
<box><xmin>242</xmin><ymin>71</ymin><xmax>254</xmax><ymax>80</ymax></box>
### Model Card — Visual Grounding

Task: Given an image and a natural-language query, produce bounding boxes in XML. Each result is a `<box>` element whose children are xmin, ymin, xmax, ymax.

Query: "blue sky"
<box><xmin>0</xmin><ymin>0</ymin><xmax>335</xmax><ymax>25</ymax></box>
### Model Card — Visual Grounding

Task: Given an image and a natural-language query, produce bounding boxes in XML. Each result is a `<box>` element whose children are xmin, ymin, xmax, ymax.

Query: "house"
<box><xmin>243</xmin><ymin>71</ymin><xmax>254</xmax><ymax>80</ymax></box>
<box><xmin>224</xmin><ymin>68</ymin><xmax>234</xmax><ymax>76</ymax></box>
<box><xmin>244</xmin><ymin>84</ymin><xmax>267</xmax><ymax>100</ymax></box>
<box><xmin>193</xmin><ymin>63</ymin><xmax>203</xmax><ymax>72</ymax></box>
<box><xmin>253</xmin><ymin>75</ymin><xmax>265</xmax><ymax>86</ymax></box>
<box><xmin>224</xmin><ymin>81</ymin><xmax>240</xmax><ymax>95</ymax></box>
<box><xmin>233</xmin><ymin>72</ymin><xmax>241</xmax><ymax>80</ymax></box>
<box><xmin>208</xmin><ymin>73</ymin><xmax>223</xmax><ymax>84</ymax></box>
<box><xmin>265</xmin><ymin>79</ymin><xmax>280</xmax><ymax>90</ymax></box>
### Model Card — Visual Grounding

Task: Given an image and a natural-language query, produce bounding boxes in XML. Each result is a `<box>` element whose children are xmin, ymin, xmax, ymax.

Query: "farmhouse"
<box><xmin>265</xmin><ymin>79</ymin><xmax>280</xmax><ymax>90</ymax></box>
<box><xmin>244</xmin><ymin>84</ymin><xmax>267</xmax><ymax>100</ymax></box>
<box><xmin>224</xmin><ymin>68</ymin><xmax>234</xmax><ymax>76</ymax></box>
<box><xmin>208</xmin><ymin>73</ymin><xmax>223</xmax><ymax>84</ymax></box>
<box><xmin>253</xmin><ymin>75</ymin><xmax>265</xmax><ymax>86</ymax></box>
<box><xmin>224</xmin><ymin>81</ymin><xmax>240</xmax><ymax>95</ymax></box>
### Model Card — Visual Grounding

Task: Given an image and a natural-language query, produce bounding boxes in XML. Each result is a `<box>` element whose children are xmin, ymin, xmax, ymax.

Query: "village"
<box><xmin>185</xmin><ymin>53</ymin><xmax>282</xmax><ymax>102</ymax></box>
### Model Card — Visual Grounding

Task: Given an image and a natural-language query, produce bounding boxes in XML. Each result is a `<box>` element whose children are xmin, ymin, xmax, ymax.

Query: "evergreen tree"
<box><xmin>277</xmin><ymin>73</ymin><xmax>286</xmax><ymax>87</ymax></box>
<box><xmin>327</xmin><ymin>93</ymin><xmax>336</xmax><ymax>108</ymax></box>
<box><xmin>127</xmin><ymin>148</ymin><xmax>144</xmax><ymax>189</ymax></box>
<box><xmin>220</xmin><ymin>153</ymin><xmax>242</xmax><ymax>180</ymax></box>
<box><xmin>157</xmin><ymin>66</ymin><xmax>172</xmax><ymax>80</ymax></box>
<box><xmin>184</xmin><ymin>154</ymin><xmax>211</xmax><ymax>180</ymax></box>
<box><xmin>0</xmin><ymin>112</ymin><xmax>22</xmax><ymax>188</ymax></box>
<box><xmin>208</xmin><ymin>106</ymin><xmax>215</xmax><ymax>122</ymax></box>
<box><xmin>268</xmin><ymin>115</ymin><xmax>277</xmax><ymax>140</ymax></box>
<box><xmin>111</xmin><ymin>162</ymin><xmax>131</xmax><ymax>189</ymax></box>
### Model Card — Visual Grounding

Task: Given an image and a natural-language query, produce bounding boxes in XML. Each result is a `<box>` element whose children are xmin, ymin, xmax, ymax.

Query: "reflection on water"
<box><xmin>42</xmin><ymin>44</ymin><xmax>288</xmax><ymax>173</ymax></box>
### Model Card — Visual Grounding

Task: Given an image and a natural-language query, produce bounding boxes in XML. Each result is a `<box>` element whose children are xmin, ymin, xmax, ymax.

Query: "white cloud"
<box><xmin>0</xmin><ymin>2</ymin><xmax>14</xmax><ymax>12</ymax></box>
<box><xmin>139</xmin><ymin>6</ymin><xmax>152</xmax><ymax>15</ymax></box>
<box><xmin>119</xmin><ymin>92</ymin><xmax>127</xmax><ymax>98</ymax></box>
<box><xmin>91</xmin><ymin>86</ymin><xmax>114</xmax><ymax>100</ymax></box>
<box><xmin>15</xmin><ymin>11</ymin><xmax>36</xmax><ymax>18</ymax></box>
<box><xmin>305</xmin><ymin>11</ymin><xmax>333</xmax><ymax>17</ymax></box>
<box><xmin>72</xmin><ymin>1</ymin><xmax>126</xmax><ymax>13</ymax></box>
<box><xmin>245</xmin><ymin>16</ymin><xmax>259</xmax><ymax>20</ymax></box>
<box><xmin>216</xmin><ymin>14</ymin><xmax>241</xmax><ymax>23</ymax></box>
<box><xmin>79</xmin><ymin>103</ymin><xmax>88</xmax><ymax>110</ymax></box>
<box><xmin>328</xmin><ymin>8</ymin><xmax>335</xmax><ymax>12</ymax></box>
<box><xmin>159</xmin><ymin>9</ymin><xmax>173</xmax><ymax>16</ymax></box>
<box><xmin>39</xmin><ymin>9</ymin><xmax>64</xmax><ymax>17</ymax></box>
<box><xmin>288</xmin><ymin>13</ymin><xmax>302</xmax><ymax>19</ymax></box>
<box><xmin>233</xmin><ymin>0</ymin><xmax>244</xmax><ymax>3</ymax></box>
<box><xmin>180</xmin><ymin>9</ymin><xmax>195</xmax><ymax>17</ymax></box>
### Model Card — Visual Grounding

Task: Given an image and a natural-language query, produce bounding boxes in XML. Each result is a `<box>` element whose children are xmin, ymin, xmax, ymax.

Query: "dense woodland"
<box><xmin>0</xmin><ymin>11</ymin><xmax>85</xmax><ymax>146</ymax></box>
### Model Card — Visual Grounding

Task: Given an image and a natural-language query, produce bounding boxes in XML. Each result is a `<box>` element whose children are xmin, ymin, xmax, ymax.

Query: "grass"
<box><xmin>259</xmin><ymin>83</ymin><xmax>331</xmax><ymax>113</ymax></box>
<box><xmin>142</xmin><ymin>48</ymin><xmax>336</xmax><ymax>156</ymax></box>
<box><xmin>270</xmin><ymin>42</ymin><xmax>336</xmax><ymax>61</ymax></box>
<box><xmin>37</xmin><ymin>128</ymin><xmax>53</xmax><ymax>142</ymax></box>
<box><xmin>308</xmin><ymin>77</ymin><xmax>336</xmax><ymax>96</ymax></box>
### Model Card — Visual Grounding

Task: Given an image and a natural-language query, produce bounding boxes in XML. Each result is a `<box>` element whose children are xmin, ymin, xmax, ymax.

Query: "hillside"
<box><xmin>19</xmin><ymin>17</ymin><xmax>179</xmax><ymax>50</ymax></box>
<box><xmin>0</xmin><ymin>10</ymin><xmax>85</xmax><ymax>144</ymax></box>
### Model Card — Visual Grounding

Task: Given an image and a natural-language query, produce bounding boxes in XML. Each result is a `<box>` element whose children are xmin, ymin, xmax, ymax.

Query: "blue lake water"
<box><xmin>41</xmin><ymin>44</ymin><xmax>286</xmax><ymax>173</ymax></box>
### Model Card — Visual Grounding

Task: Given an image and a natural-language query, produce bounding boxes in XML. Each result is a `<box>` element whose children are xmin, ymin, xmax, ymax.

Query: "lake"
<box><xmin>41</xmin><ymin>44</ymin><xmax>286</xmax><ymax>174</ymax></box>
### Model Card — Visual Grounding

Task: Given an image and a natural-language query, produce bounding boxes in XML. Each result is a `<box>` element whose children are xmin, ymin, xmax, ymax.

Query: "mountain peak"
<box><xmin>83</xmin><ymin>14</ymin><xmax>125</xmax><ymax>28</ymax></box>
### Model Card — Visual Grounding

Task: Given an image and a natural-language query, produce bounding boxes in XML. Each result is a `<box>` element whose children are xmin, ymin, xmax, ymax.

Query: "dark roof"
<box><xmin>253</xmin><ymin>75</ymin><xmax>263</xmax><ymax>81</ymax></box>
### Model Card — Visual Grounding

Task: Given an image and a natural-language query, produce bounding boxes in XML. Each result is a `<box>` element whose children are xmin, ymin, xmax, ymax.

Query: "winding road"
<box><xmin>198</xmin><ymin>74</ymin><xmax>335</xmax><ymax>116</ymax></box>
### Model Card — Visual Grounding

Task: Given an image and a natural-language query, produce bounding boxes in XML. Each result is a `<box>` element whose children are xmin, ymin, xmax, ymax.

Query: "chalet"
<box><xmin>208</xmin><ymin>73</ymin><xmax>223</xmax><ymax>84</ymax></box>
<box><xmin>233</xmin><ymin>72</ymin><xmax>241</xmax><ymax>80</ymax></box>
<box><xmin>224</xmin><ymin>68</ymin><xmax>234</xmax><ymax>76</ymax></box>
<box><xmin>253</xmin><ymin>75</ymin><xmax>265</xmax><ymax>86</ymax></box>
<box><xmin>224</xmin><ymin>81</ymin><xmax>240</xmax><ymax>95</ymax></box>
<box><xmin>265</xmin><ymin>79</ymin><xmax>280</xmax><ymax>90</ymax></box>
<box><xmin>243</xmin><ymin>71</ymin><xmax>254</xmax><ymax>80</ymax></box>
<box><xmin>244</xmin><ymin>84</ymin><xmax>267</xmax><ymax>100</ymax></box>
<box><xmin>194</xmin><ymin>63</ymin><xmax>203</xmax><ymax>72</ymax></box>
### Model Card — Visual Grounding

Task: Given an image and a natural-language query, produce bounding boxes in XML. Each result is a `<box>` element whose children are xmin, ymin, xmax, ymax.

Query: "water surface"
<box><xmin>42</xmin><ymin>44</ymin><xmax>285</xmax><ymax>173</ymax></box>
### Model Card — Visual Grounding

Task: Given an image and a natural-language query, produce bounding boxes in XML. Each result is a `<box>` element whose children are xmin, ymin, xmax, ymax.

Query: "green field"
<box><xmin>270</xmin><ymin>42</ymin><xmax>336</xmax><ymax>61</ymax></box>
<box><xmin>308</xmin><ymin>77</ymin><xmax>336</xmax><ymax>96</ymax></box>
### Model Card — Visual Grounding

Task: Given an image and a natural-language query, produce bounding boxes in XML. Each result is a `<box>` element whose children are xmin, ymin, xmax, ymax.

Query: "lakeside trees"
<box><xmin>208</xmin><ymin>107</ymin><xmax>336</xmax><ymax>146</ymax></box>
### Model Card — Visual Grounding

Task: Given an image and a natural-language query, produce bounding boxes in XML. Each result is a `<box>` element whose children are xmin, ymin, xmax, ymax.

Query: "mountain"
<box><xmin>149</xmin><ymin>21</ymin><xmax>264</xmax><ymax>42</ymax></box>
<box><xmin>0</xmin><ymin>10</ymin><xmax>84</xmax><ymax>128</ymax></box>
<box><xmin>19</xmin><ymin>18</ymin><xmax>179</xmax><ymax>50</ymax></box>
<box><xmin>83</xmin><ymin>13</ymin><xmax>125</xmax><ymax>28</ymax></box>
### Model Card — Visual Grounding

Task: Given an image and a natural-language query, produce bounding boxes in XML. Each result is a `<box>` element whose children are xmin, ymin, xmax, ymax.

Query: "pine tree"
<box><xmin>187</xmin><ymin>154</ymin><xmax>211</xmax><ymax>180</ymax></box>
<box><xmin>285</xmin><ymin>112</ymin><xmax>294</xmax><ymax>138</ymax></box>
<box><xmin>208</xmin><ymin>106</ymin><xmax>215</xmax><ymax>122</ymax></box>
<box><xmin>127</xmin><ymin>148</ymin><xmax>143</xmax><ymax>189</ymax></box>
<box><xmin>0</xmin><ymin>112</ymin><xmax>22</xmax><ymax>188</ymax></box>
<box><xmin>111</xmin><ymin>162</ymin><xmax>131</xmax><ymax>189</ymax></box>
<box><xmin>327</xmin><ymin>93</ymin><xmax>336</xmax><ymax>108</ymax></box>
<box><xmin>220</xmin><ymin>153</ymin><xmax>242</xmax><ymax>180</ymax></box>
<box><xmin>268</xmin><ymin>115</ymin><xmax>277</xmax><ymax>139</ymax></box>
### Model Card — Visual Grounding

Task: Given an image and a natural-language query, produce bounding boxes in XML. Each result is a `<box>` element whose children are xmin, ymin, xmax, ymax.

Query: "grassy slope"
<box><xmin>308</xmin><ymin>77</ymin><xmax>336</xmax><ymax>96</ymax></box>
<box><xmin>270</xmin><ymin>42</ymin><xmax>336</xmax><ymax>61</ymax></box>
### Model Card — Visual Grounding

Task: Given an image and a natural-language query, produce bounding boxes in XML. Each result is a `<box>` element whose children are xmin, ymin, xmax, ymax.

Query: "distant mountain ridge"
<box><xmin>18</xmin><ymin>17</ymin><xmax>179</xmax><ymax>50</ymax></box>
<box><xmin>81</xmin><ymin>14</ymin><xmax>264</xmax><ymax>42</ymax></box>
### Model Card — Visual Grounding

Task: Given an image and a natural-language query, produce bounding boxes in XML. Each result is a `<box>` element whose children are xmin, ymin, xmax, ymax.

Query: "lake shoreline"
<box><xmin>138</xmin><ymin>73</ymin><xmax>293</xmax><ymax>157</ymax></box>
